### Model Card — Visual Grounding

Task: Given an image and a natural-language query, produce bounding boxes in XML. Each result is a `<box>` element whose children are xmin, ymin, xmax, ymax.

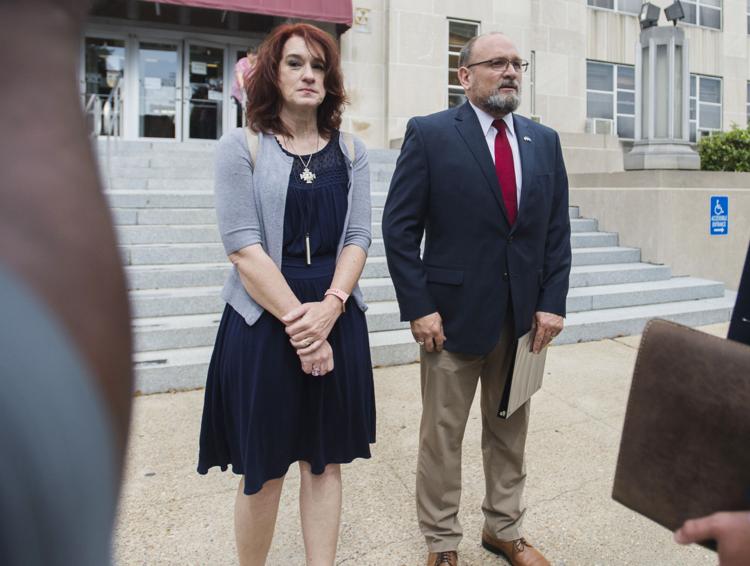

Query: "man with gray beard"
<box><xmin>382</xmin><ymin>32</ymin><xmax>571</xmax><ymax>566</ymax></box>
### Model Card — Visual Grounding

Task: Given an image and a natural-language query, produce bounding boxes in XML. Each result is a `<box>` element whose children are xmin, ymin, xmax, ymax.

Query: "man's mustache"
<box><xmin>498</xmin><ymin>82</ymin><xmax>519</xmax><ymax>90</ymax></box>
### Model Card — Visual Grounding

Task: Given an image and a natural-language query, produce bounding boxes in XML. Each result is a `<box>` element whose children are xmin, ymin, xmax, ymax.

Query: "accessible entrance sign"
<box><xmin>710</xmin><ymin>196</ymin><xmax>728</xmax><ymax>236</ymax></box>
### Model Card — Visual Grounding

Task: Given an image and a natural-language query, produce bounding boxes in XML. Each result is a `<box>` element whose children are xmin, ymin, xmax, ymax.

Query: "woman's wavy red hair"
<box><xmin>245</xmin><ymin>23</ymin><xmax>347</xmax><ymax>138</ymax></box>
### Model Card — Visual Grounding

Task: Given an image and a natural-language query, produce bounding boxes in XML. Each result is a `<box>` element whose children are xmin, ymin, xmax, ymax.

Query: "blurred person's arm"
<box><xmin>675</xmin><ymin>511</ymin><xmax>750</xmax><ymax>565</ymax></box>
<box><xmin>0</xmin><ymin>0</ymin><xmax>132</xmax><ymax>461</ymax></box>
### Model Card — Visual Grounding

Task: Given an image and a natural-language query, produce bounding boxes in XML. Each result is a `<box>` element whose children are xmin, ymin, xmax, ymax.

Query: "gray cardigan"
<box><xmin>214</xmin><ymin>128</ymin><xmax>372</xmax><ymax>326</ymax></box>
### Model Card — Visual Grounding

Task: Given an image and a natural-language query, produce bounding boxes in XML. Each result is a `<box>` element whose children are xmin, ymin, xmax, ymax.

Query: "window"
<box><xmin>586</xmin><ymin>0</ymin><xmax>642</xmax><ymax>14</ymax></box>
<box><xmin>690</xmin><ymin>74</ymin><xmax>722</xmax><ymax>141</ymax></box>
<box><xmin>747</xmin><ymin>82</ymin><xmax>750</xmax><ymax>125</ymax></box>
<box><xmin>586</xmin><ymin>61</ymin><xmax>635</xmax><ymax>139</ymax></box>
<box><xmin>681</xmin><ymin>0</ymin><xmax>721</xmax><ymax>29</ymax></box>
<box><xmin>447</xmin><ymin>19</ymin><xmax>480</xmax><ymax>109</ymax></box>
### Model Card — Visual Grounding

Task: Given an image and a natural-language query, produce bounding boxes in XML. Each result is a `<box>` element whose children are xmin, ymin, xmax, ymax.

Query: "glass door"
<box><xmin>138</xmin><ymin>41</ymin><xmax>180</xmax><ymax>139</ymax></box>
<box><xmin>230</xmin><ymin>46</ymin><xmax>248</xmax><ymax>128</ymax></box>
<box><xmin>184</xmin><ymin>42</ymin><xmax>224</xmax><ymax>140</ymax></box>
<box><xmin>82</xmin><ymin>36</ymin><xmax>126</xmax><ymax>136</ymax></box>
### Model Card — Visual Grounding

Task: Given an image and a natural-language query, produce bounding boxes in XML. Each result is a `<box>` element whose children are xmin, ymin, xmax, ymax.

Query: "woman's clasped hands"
<box><xmin>282</xmin><ymin>296</ymin><xmax>344</xmax><ymax>376</ymax></box>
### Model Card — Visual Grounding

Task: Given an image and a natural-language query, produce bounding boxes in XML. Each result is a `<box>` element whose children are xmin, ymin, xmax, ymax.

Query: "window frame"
<box><xmin>690</xmin><ymin>73</ymin><xmax>722</xmax><ymax>142</ymax></box>
<box><xmin>585</xmin><ymin>60</ymin><xmax>636</xmax><ymax>140</ymax></box>
<box><xmin>680</xmin><ymin>0</ymin><xmax>722</xmax><ymax>30</ymax></box>
<box><xmin>447</xmin><ymin>18</ymin><xmax>480</xmax><ymax>109</ymax></box>
<box><xmin>586</xmin><ymin>0</ymin><xmax>641</xmax><ymax>16</ymax></box>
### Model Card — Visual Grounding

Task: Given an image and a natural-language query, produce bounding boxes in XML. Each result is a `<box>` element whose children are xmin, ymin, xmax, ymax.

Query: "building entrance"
<box><xmin>82</xmin><ymin>28</ymin><xmax>252</xmax><ymax>141</ymax></box>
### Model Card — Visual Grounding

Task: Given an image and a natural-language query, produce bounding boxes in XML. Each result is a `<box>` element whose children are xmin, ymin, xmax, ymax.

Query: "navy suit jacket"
<box><xmin>728</xmin><ymin>241</ymin><xmax>750</xmax><ymax>346</ymax></box>
<box><xmin>382</xmin><ymin>102</ymin><xmax>572</xmax><ymax>355</ymax></box>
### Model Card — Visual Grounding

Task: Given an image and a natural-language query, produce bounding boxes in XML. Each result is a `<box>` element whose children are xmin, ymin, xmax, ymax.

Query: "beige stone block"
<box><xmin>568</xmin><ymin>56</ymin><xmax>586</xmax><ymax>99</ymax></box>
<box><xmin>388</xmin><ymin>64</ymin><xmax>446</xmax><ymax>120</ymax></box>
<box><xmin>528</xmin><ymin>26</ymin><xmax>549</xmax><ymax>52</ymax></box>
<box><xmin>346</xmin><ymin>86</ymin><xmax>385</xmax><ymax>119</ymax></box>
<box><xmin>343</xmin><ymin>61</ymin><xmax>385</xmax><ymax>93</ymax></box>
<box><xmin>395</xmin><ymin>12</ymin><xmax>445</xmax><ymax>67</ymax></box>
<box><xmin>548</xmin><ymin>28</ymin><xmax>586</xmax><ymax>59</ymax></box>
<box><xmin>566</xmin><ymin>1</ymin><xmax>587</xmax><ymax>34</ymax></box>
<box><xmin>342</xmin><ymin>10</ymin><xmax>386</xmax><ymax>65</ymax></box>
<box><xmin>388</xmin><ymin>116</ymin><xmax>411</xmax><ymax>144</ymax></box>
<box><xmin>542</xmin><ymin>0</ymin><xmax>568</xmax><ymax>28</ymax></box>
<box><xmin>444</xmin><ymin>0</ymin><xmax>492</xmax><ymax>23</ymax></box>
<box><xmin>535</xmin><ymin>52</ymin><xmax>570</xmax><ymax>96</ymax></box>
<box><xmin>546</xmin><ymin>94</ymin><xmax>586</xmax><ymax>133</ymax></box>
<box><xmin>723</xmin><ymin>31</ymin><xmax>748</xmax><ymax>59</ymax></box>
<box><xmin>390</xmin><ymin>0</ymin><xmax>433</xmax><ymax>14</ymax></box>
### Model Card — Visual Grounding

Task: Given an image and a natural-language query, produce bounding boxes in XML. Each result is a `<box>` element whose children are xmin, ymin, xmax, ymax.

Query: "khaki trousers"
<box><xmin>416</xmin><ymin>319</ymin><xmax>530</xmax><ymax>552</ymax></box>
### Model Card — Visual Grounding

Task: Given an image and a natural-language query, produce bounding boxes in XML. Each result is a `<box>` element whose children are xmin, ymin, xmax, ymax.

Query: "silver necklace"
<box><xmin>286</xmin><ymin>134</ymin><xmax>320</xmax><ymax>184</ymax></box>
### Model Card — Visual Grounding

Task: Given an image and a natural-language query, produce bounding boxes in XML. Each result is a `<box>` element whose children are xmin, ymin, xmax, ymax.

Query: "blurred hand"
<box><xmin>410</xmin><ymin>312</ymin><xmax>446</xmax><ymax>353</ymax></box>
<box><xmin>531</xmin><ymin>311</ymin><xmax>563</xmax><ymax>354</ymax></box>
<box><xmin>675</xmin><ymin>511</ymin><xmax>750</xmax><ymax>566</ymax></box>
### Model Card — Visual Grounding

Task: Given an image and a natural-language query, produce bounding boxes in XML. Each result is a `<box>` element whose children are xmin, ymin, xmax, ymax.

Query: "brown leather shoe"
<box><xmin>426</xmin><ymin>550</ymin><xmax>458</xmax><ymax>566</ymax></box>
<box><xmin>481</xmin><ymin>530</ymin><xmax>550</xmax><ymax>566</ymax></box>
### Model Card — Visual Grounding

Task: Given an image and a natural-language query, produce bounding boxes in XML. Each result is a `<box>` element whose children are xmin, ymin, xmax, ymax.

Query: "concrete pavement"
<box><xmin>113</xmin><ymin>324</ymin><xmax>729</xmax><ymax>565</ymax></box>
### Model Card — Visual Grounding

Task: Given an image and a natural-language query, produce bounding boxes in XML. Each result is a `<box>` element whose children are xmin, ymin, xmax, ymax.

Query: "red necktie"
<box><xmin>492</xmin><ymin>119</ymin><xmax>517</xmax><ymax>225</ymax></box>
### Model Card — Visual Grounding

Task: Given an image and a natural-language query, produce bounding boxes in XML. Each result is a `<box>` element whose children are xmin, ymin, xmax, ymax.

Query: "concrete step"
<box><xmin>132</xmin><ymin>290</ymin><xmax>735</xmax><ymax>392</ymax></box>
<box><xmin>559</xmin><ymin>291</ymin><xmax>737</xmax><ymax>344</ymax></box>
<box><xmin>565</xmin><ymin>277</ymin><xmax>725</xmax><ymax>313</ymax></box>
<box><xmin>125</xmin><ymin>259</ymin><xmax>670</xmax><ymax>292</ymax></box>
<box><xmin>572</xmin><ymin>246</ymin><xmax>639</xmax><ymax>266</ymax></box>
<box><xmin>369</xmin><ymin>219</ymin><xmax>598</xmax><ymax>240</ymax></box>
<box><xmin>112</xmin><ymin>208</ymin><xmax>217</xmax><ymax>226</ymax></box>
<box><xmin>370</xmin><ymin>205</ymin><xmax>580</xmax><ymax>221</ymax></box>
<box><xmin>117</xmin><ymin>225</ymin><xmax>220</xmax><ymax>245</ymax></box>
<box><xmin>126</xmin><ymin>263</ymin><xmax>229</xmax><ymax>290</ymax></box>
<box><xmin>101</xmin><ymin>164</ymin><xmax>214</xmax><ymax>180</ymax></box>
<box><xmin>106</xmin><ymin>178</ymin><xmax>212</xmax><ymax>191</ymax></box>
<box><xmin>133</xmin><ymin>313</ymin><xmax>221</xmax><ymax>352</ymax></box>
<box><xmin>360</xmin><ymin>277</ymin><xmax>397</xmax><ymax>302</ymax></box>
<box><xmin>366</xmin><ymin>291</ymin><xmax>736</xmax><ymax>367</ymax></box>
<box><xmin>121</xmin><ymin>243</ymin><xmax>226</xmax><ymax>266</ymax></box>
<box><xmin>570</xmin><ymin>232</ymin><xmax>617</xmax><ymax>248</ymax></box>
<box><xmin>133</xmin><ymin>299</ymin><xmax>412</xmax><ymax>351</ymax></box>
<box><xmin>133</xmin><ymin>346</ymin><xmax>213</xmax><ymax>394</ymax></box>
<box><xmin>569</xmin><ymin>262</ymin><xmax>670</xmax><ymax>287</ymax></box>
<box><xmin>130</xmin><ymin>286</ymin><xmax>223</xmax><ymax>318</ymax></box>
<box><xmin>367</xmin><ymin>149</ymin><xmax>400</xmax><ymax>164</ymax></box>
<box><xmin>133</xmin><ymin>313</ymin><xmax>224</xmax><ymax>352</ymax></box>
<box><xmin>106</xmin><ymin>191</ymin><xmax>214</xmax><ymax>209</ymax></box>
<box><xmin>97</xmin><ymin>139</ymin><xmax>216</xmax><ymax>154</ymax></box>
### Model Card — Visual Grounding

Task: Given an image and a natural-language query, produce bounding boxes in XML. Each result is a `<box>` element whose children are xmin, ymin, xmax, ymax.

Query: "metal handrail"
<box><xmin>84</xmin><ymin>75</ymin><xmax>122</xmax><ymax>139</ymax></box>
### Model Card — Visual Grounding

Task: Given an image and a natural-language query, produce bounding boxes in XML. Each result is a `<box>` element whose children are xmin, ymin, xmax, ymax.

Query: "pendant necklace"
<box><xmin>287</xmin><ymin>134</ymin><xmax>320</xmax><ymax>185</ymax></box>
<box><xmin>287</xmin><ymin>133</ymin><xmax>320</xmax><ymax>265</ymax></box>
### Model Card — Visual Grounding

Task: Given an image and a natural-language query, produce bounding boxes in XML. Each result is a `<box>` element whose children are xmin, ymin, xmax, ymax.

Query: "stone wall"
<box><xmin>570</xmin><ymin>171</ymin><xmax>750</xmax><ymax>289</ymax></box>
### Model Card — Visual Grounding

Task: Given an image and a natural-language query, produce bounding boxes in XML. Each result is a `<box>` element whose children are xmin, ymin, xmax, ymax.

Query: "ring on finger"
<box><xmin>312</xmin><ymin>365</ymin><xmax>320</xmax><ymax>376</ymax></box>
<box><xmin>301</xmin><ymin>338</ymin><xmax>312</xmax><ymax>347</ymax></box>
<box><xmin>417</xmin><ymin>339</ymin><xmax>425</xmax><ymax>346</ymax></box>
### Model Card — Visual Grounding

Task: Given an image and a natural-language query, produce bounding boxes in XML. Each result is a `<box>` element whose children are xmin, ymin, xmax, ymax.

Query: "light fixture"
<box><xmin>665</xmin><ymin>1</ymin><xmax>686</xmax><ymax>26</ymax></box>
<box><xmin>639</xmin><ymin>2</ymin><xmax>661</xmax><ymax>30</ymax></box>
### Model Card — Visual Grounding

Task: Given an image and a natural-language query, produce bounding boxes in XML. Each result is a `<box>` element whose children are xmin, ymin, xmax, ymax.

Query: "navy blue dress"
<box><xmin>197</xmin><ymin>133</ymin><xmax>376</xmax><ymax>495</ymax></box>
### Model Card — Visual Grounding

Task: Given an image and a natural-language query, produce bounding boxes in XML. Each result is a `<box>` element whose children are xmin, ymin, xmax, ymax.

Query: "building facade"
<box><xmin>85</xmin><ymin>0</ymin><xmax>750</xmax><ymax>150</ymax></box>
<box><xmin>340</xmin><ymin>0</ymin><xmax>750</xmax><ymax>149</ymax></box>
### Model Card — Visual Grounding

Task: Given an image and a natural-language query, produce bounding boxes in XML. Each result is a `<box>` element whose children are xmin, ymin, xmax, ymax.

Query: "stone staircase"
<box><xmin>99</xmin><ymin>140</ymin><xmax>736</xmax><ymax>394</ymax></box>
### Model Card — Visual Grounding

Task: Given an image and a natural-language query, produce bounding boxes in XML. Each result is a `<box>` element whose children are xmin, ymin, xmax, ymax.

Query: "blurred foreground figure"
<box><xmin>0</xmin><ymin>1</ymin><xmax>133</xmax><ymax>564</ymax></box>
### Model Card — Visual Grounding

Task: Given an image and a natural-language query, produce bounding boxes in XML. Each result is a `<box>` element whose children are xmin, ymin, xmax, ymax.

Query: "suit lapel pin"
<box><xmin>523</xmin><ymin>136</ymin><xmax>532</xmax><ymax>143</ymax></box>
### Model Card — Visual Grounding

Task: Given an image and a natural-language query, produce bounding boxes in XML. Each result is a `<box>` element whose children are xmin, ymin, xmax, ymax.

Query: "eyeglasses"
<box><xmin>465</xmin><ymin>57</ymin><xmax>529</xmax><ymax>73</ymax></box>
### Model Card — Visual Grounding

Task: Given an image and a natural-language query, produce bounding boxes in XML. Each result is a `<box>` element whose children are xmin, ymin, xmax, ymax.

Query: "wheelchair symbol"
<box><xmin>714</xmin><ymin>199</ymin><xmax>725</xmax><ymax>216</ymax></box>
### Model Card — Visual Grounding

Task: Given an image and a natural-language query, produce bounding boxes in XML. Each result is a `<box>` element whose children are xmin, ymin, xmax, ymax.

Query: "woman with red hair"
<box><xmin>197</xmin><ymin>23</ymin><xmax>375</xmax><ymax>565</ymax></box>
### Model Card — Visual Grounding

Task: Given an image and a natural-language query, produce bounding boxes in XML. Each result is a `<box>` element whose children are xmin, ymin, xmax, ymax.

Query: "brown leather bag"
<box><xmin>612</xmin><ymin>319</ymin><xmax>750</xmax><ymax>550</ymax></box>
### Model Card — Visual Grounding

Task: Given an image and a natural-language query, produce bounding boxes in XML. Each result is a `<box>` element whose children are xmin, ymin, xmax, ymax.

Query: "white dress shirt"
<box><xmin>469</xmin><ymin>101</ymin><xmax>523</xmax><ymax>206</ymax></box>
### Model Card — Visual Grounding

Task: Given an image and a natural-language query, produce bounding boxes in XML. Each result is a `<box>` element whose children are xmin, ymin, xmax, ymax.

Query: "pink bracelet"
<box><xmin>324</xmin><ymin>288</ymin><xmax>349</xmax><ymax>312</ymax></box>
